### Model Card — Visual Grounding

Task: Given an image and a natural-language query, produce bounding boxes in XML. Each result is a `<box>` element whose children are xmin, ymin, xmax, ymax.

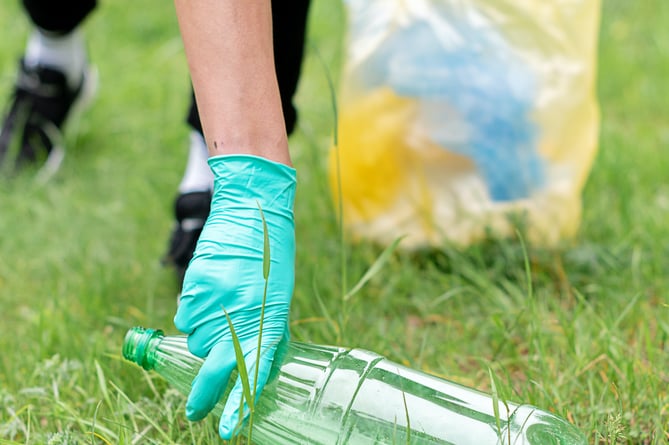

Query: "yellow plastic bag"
<box><xmin>329</xmin><ymin>0</ymin><xmax>601</xmax><ymax>248</ymax></box>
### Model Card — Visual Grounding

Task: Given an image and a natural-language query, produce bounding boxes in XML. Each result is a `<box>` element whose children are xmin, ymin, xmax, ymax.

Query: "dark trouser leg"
<box><xmin>22</xmin><ymin>0</ymin><xmax>97</xmax><ymax>34</ymax></box>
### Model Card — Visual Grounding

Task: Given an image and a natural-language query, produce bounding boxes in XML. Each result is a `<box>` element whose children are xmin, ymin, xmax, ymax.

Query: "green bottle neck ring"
<box><xmin>123</xmin><ymin>327</ymin><xmax>164</xmax><ymax>371</ymax></box>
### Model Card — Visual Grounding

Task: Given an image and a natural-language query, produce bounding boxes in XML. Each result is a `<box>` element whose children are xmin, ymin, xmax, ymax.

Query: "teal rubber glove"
<box><xmin>174</xmin><ymin>154</ymin><xmax>296</xmax><ymax>439</ymax></box>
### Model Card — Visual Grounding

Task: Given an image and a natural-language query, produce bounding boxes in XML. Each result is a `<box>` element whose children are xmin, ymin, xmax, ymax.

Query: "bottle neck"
<box><xmin>123</xmin><ymin>327</ymin><xmax>164</xmax><ymax>371</ymax></box>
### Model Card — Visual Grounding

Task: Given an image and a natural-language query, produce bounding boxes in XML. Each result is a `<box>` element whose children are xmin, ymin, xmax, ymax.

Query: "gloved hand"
<box><xmin>174</xmin><ymin>154</ymin><xmax>296</xmax><ymax>439</ymax></box>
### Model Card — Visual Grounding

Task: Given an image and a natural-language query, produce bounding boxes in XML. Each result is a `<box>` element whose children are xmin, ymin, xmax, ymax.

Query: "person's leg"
<box><xmin>164</xmin><ymin>0</ymin><xmax>312</xmax><ymax>282</ymax></box>
<box><xmin>0</xmin><ymin>0</ymin><xmax>97</xmax><ymax>177</ymax></box>
<box><xmin>23</xmin><ymin>0</ymin><xmax>96</xmax><ymax>89</ymax></box>
<box><xmin>23</xmin><ymin>0</ymin><xmax>96</xmax><ymax>35</ymax></box>
<box><xmin>271</xmin><ymin>0</ymin><xmax>312</xmax><ymax>136</ymax></box>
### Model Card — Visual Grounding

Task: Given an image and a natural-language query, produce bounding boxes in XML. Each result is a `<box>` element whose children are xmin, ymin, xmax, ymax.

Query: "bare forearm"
<box><xmin>174</xmin><ymin>0</ymin><xmax>291</xmax><ymax>165</ymax></box>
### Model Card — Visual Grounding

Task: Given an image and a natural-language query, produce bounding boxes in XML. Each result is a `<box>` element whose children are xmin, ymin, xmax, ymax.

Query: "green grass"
<box><xmin>1</xmin><ymin>0</ymin><xmax>668</xmax><ymax>444</ymax></box>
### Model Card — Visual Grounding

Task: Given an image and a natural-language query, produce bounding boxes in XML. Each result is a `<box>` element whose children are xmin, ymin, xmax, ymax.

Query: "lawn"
<box><xmin>0</xmin><ymin>1</ymin><xmax>667</xmax><ymax>444</ymax></box>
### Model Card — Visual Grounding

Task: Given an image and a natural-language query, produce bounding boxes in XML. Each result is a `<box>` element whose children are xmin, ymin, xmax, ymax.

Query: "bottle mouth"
<box><xmin>123</xmin><ymin>327</ymin><xmax>163</xmax><ymax>370</ymax></box>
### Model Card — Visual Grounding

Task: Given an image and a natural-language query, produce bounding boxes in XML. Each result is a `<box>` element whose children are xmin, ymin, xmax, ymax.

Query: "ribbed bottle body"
<box><xmin>251</xmin><ymin>344</ymin><xmax>587</xmax><ymax>444</ymax></box>
<box><xmin>123</xmin><ymin>328</ymin><xmax>586</xmax><ymax>444</ymax></box>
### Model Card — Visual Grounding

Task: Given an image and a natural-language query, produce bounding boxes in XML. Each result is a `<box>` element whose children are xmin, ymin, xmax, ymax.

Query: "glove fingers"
<box><xmin>186</xmin><ymin>341</ymin><xmax>236</xmax><ymax>421</ymax></box>
<box><xmin>218</xmin><ymin>347</ymin><xmax>275</xmax><ymax>439</ymax></box>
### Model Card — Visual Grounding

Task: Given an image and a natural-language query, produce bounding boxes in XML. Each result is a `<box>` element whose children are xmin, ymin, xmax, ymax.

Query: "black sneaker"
<box><xmin>163</xmin><ymin>191</ymin><xmax>212</xmax><ymax>285</ymax></box>
<box><xmin>0</xmin><ymin>59</ymin><xmax>95</xmax><ymax>180</ymax></box>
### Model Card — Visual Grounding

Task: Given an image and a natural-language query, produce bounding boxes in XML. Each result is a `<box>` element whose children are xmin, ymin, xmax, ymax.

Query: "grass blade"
<box><xmin>221</xmin><ymin>306</ymin><xmax>254</xmax><ymax>414</ymax></box>
<box><xmin>489</xmin><ymin>367</ymin><xmax>503</xmax><ymax>441</ymax></box>
<box><xmin>344</xmin><ymin>236</ymin><xmax>404</xmax><ymax>301</ymax></box>
<box><xmin>247</xmin><ymin>201</ymin><xmax>272</xmax><ymax>442</ymax></box>
<box><xmin>256</xmin><ymin>200</ymin><xmax>271</xmax><ymax>281</ymax></box>
<box><xmin>310</xmin><ymin>42</ymin><xmax>347</xmax><ymax>300</ymax></box>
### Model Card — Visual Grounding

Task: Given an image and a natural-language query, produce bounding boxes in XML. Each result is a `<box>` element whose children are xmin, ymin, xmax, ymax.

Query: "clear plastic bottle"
<box><xmin>123</xmin><ymin>327</ymin><xmax>587</xmax><ymax>444</ymax></box>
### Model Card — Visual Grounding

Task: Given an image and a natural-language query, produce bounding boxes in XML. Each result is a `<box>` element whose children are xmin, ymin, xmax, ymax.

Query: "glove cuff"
<box><xmin>207</xmin><ymin>155</ymin><xmax>297</xmax><ymax>211</ymax></box>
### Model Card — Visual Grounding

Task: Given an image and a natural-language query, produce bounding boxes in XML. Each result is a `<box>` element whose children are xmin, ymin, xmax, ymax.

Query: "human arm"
<box><xmin>172</xmin><ymin>0</ymin><xmax>295</xmax><ymax>439</ymax></box>
<box><xmin>174</xmin><ymin>0</ymin><xmax>290</xmax><ymax>164</ymax></box>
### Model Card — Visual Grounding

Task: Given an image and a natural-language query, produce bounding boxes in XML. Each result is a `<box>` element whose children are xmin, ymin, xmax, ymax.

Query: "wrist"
<box><xmin>208</xmin><ymin>154</ymin><xmax>297</xmax><ymax>211</ymax></box>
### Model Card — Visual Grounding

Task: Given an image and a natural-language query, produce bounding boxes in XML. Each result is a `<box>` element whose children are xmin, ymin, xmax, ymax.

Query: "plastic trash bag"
<box><xmin>329</xmin><ymin>0</ymin><xmax>601</xmax><ymax>248</ymax></box>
